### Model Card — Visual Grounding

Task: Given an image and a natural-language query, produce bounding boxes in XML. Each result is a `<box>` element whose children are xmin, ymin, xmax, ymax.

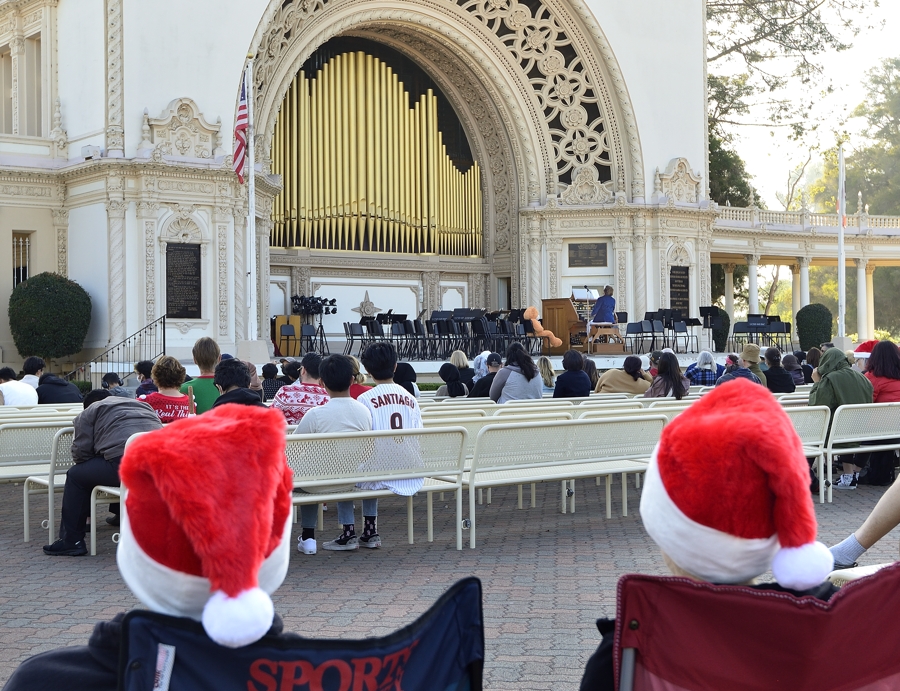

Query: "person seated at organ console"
<box><xmin>590</xmin><ymin>286</ymin><xmax>617</xmax><ymax>325</ymax></box>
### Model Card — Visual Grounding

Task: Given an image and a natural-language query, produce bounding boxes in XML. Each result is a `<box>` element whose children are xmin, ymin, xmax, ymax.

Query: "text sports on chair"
<box><xmin>119</xmin><ymin>577</ymin><xmax>485</xmax><ymax>691</ymax></box>
<box><xmin>614</xmin><ymin>564</ymin><xmax>900</xmax><ymax>691</ymax></box>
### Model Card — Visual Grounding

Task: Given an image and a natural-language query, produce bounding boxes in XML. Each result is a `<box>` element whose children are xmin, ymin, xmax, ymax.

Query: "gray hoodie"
<box><xmin>489</xmin><ymin>365</ymin><xmax>544</xmax><ymax>403</ymax></box>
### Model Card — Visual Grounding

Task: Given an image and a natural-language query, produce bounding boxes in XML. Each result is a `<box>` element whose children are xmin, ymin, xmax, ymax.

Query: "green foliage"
<box><xmin>796</xmin><ymin>303</ymin><xmax>833</xmax><ymax>350</ymax></box>
<box><xmin>72</xmin><ymin>380</ymin><xmax>93</xmax><ymax>395</ymax></box>
<box><xmin>708</xmin><ymin>133</ymin><xmax>759</xmax><ymax>207</ymax></box>
<box><xmin>712</xmin><ymin>307</ymin><xmax>731</xmax><ymax>352</ymax></box>
<box><xmin>7</xmin><ymin>273</ymin><xmax>92</xmax><ymax>361</ymax></box>
<box><xmin>710</xmin><ymin>263</ymin><xmax>749</xmax><ymax>311</ymax></box>
<box><xmin>417</xmin><ymin>382</ymin><xmax>443</xmax><ymax>392</ymax></box>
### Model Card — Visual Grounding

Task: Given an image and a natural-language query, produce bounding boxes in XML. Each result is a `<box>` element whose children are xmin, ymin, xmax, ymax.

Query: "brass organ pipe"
<box><xmin>290</xmin><ymin>79</ymin><xmax>298</xmax><ymax>246</ymax></box>
<box><xmin>303</xmin><ymin>73</ymin><xmax>311</xmax><ymax>247</ymax></box>
<box><xmin>374</xmin><ymin>60</ymin><xmax>383</xmax><ymax>248</ymax></box>
<box><xmin>312</xmin><ymin>75</ymin><xmax>320</xmax><ymax>248</ymax></box>
<box><xmin>356</xmin><ymin>52</ymin><xmax>366</xmax><ymax>250</ymax></box>
<box><xmin>365</xmin><ymin>54</ymin><xmax>375</xmax><ymax>249</ymax></box>
<box><xmin>334</xmin><ymin>55</ymin><xmax>344</xmax><ymax>248</ymax></box>
<box><xmin>324</xmin><ymin>60</ymin><xmax>333</xmax><ymax>249</ymax></box>
<box><xmin>281</xmin><ymin>80</ymin><xmax>288</xmax><ymax>247</ymax></box>
<box><xmin>389</xmin><ymin>70</ymin><xmax>398</xmax><ymax>251</ymax></box>
<box><xmin>343</xmin><ymin>53</ymin><xmax>353</xmax><ymax>249</ymax></box>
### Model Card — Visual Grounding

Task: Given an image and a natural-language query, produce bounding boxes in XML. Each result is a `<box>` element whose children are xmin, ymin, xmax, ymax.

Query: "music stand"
<box><xmin>699</xmin><ymin>307</ymin><xmax>722</xmax><ymax>352</ymax></box>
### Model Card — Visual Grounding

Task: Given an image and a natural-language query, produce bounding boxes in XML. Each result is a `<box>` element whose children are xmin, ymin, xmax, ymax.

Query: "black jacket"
<box><xmin>36</xmin><ymin>376</ymin><xmax>83</xmax><ymax>404</ymax></box>
<box><xmin>2</xmin><ymin>613</ymin><xmax>287</xmax><ymax>691</ymax></box>
<box><xmin>457</xmin><ymin>367</ymin><xmax>475</xmax><ymax>391</ymax></box>
<box><xmin>553</xmin><ymin>370</ymin><xmax>592</xmax><ymax>398</ymax></box>
<box><xmin>764</xmin><ymin>365</ymin><xmax>796</xmax><ymax>394</ymax></box>
<box><xmin>467</xmin><ymin>372</ymin><xmax>496</xmax><ymax>398</ymax></box>
<box><xmin>211</xmin><ymin>387</ymin><xmax>267</xmax><ymax>408</ymax></box>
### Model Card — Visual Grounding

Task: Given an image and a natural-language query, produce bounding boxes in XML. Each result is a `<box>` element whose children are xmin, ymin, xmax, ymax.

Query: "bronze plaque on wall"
<box><xmin>568</xmin><ymin>242</ymin><xmax>608</xmax><ymax>268</ymax></box>
<box><xmin>166</xmin><ymin>243</ymin><xmax>202</xmax><ymax>319</ymax></box>
<box><xmin>669</xmin><ymin>266</ymin><xmax>690</xmax><ymax>314</ymax></box>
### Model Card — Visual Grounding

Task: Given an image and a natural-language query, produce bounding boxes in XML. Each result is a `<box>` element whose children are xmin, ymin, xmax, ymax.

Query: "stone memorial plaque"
<box><xmin>166</xmin><ymin>243</ymin><xmax>202</xmax><ymax>319</ymax></box>
<box><xmin>568</xmin><ymin>242</ymin><xmax>608</xmax><ymax>268</ymax></box>
<box><xmin>669</xmin><ymin>266</ymin><xmax>690</xmax><ymax>314</ymax></box>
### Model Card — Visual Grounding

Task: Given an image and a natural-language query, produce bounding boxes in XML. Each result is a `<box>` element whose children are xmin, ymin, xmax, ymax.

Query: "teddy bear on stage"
<box><xmin>523</xmin><ymin>305</ymin><xmax>563</xmax><ymax>349</ymax></box>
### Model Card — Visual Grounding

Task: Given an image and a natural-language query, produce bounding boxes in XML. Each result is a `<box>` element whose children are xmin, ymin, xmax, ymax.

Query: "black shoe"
<box><xmin>106</xmin><ymin>514</ymin><xmax>120</xmax><ymax>526</ymax></box>
<box><xmin>43</xmin><ymin>539</ymin><xmax>87</xmax><ymax>556</ymax></box>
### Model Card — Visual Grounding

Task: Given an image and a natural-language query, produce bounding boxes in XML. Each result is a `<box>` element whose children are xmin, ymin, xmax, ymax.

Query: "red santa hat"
<box><xmin>640</xmin><ymin>380</ymin><xmax>833</xmax><ymax>590</ymax></box>
<box><xmin>117</xmin><ymin>404</ymin><xmax>293</xmax><ymax>648</ymax></box>
<box><xmin>854</xmin><ymin>340</ymin><xmax>879</xmax><ymax>359</ymax></box>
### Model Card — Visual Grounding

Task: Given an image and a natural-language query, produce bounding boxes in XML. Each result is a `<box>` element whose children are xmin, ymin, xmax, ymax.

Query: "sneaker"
<box><xmin>43</xmin><ymin>539</ymin><xmax>87</xmax><ymax>556</ymax></box>
<box><xmin>359</xmin><ymin>534</ymin><xmax>382</xmax><ymax>549</ymax></box>
<box><xmin>322</xmin><ymin>534</ymin><xmax>359</xmax><ymax>551</ymax></box>
<box><xmin>298</xmin><ymin>537</ymin><xmax>317</xmax><ymax>555</ymax></box>
<box><xmin>106</xmin><ymin>514</ymin><xmax>120</xmax><ymax>526</ymax></box>
<box><xmin>832</xmin><ymin>559</ymin><xmax>859</xmax><ymax>570</ymax></box>
<box><xmin>835</xmin><ymin>474</ymin><xmax>857</xmax><ymax>490</ymax></box>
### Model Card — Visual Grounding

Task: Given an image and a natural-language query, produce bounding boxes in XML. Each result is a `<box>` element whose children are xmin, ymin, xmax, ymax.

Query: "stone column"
<box><xmin>106</xmin><ymin>172</ymin><xmax>127</xmax><ymax>344</ymax></box>
<box><xmin>867</xmin><ymin>265</ymin><xmax>876</xmax><ymax>337</ymax></box>
<box><xmin>215</xmin><ymin>206</ymin><xmax>231</xmax><ymax>339</ymax></box>
<box><xmin>547</xmin><ymin>238</ymin><xmax>563</xmax><ymax>299</ymax></box>
<box><xmin>527</xmin><ymin>215</ymin><xmax>542</xmax><ymax>306</ymax></box>
<box><xmin>52</xmin><ymin>208</ymin><xmax>69</xmax><ymax>277</ymax></box>
<box><xmin>632</xmin><ymin>217</ymin><xmax>647</xmax><ymax>319</ymax></box>
<box><xmin>798</xmin><ymin>257</ymin><xmax>810</xmax><ymax>307</ymax></box>
<box><xmin>613</xmin><ymin>236</ymin><xmax>630</xmax><ymax>314</ymax></box>
<box><xmin>653</xmin><ymin>235</ymin><xmax>668</xmax><ymax>311</ymax></box>
<box><xmin>137</xmin><ymin>202</ymin><xmax>159</xmax><ymax>326</ymax></box>
<box><xmin>723</xmin><ymin>263</ymin><xmax>735</xmax><ymax>323</ymax></box>
<box><xmin>9</xmin><ymin>37</ymin><xmax>23</xmax><ymax>135</ymax></box>
<box><xmin>745</xmin><ymin>254</ymin><xmax>760</xmax><ymax>314</ymax></box>
<box><xmin>232</xmin><ymin>206</ymin><xmax>247</xmax><ymax>341</ymax></box>
<box><xmin>856</xmin><ymin>258</ymin><xmax>868</xmax><ymax>341</ymax></box>
<box><xmin>791</xmin><ymin>265</ymin><xmax>800</xmax><ymax>327</ymax></box>
<box><xmin>256</xmin><ymin>218</ymin><xmax>272</xmax><ymax>341</ymax></box>
<box><xmin>105</xmin><ymin>0</ymin><xmax>125</xmax><ymax>157</ymax></box>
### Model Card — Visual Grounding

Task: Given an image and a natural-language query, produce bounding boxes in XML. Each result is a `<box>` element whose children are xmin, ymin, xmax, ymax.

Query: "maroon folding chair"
<box><xmin>614</xmin><ymin>563</ymin><xmax>900</xmax><ymax>690</ymax></box>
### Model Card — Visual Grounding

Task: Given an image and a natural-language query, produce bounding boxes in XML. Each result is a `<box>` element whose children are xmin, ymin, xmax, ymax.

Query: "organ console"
<box><xmin>540</xmin><ymin>298</ymin><xmax>588</xmax><ymax>356</ymax></box>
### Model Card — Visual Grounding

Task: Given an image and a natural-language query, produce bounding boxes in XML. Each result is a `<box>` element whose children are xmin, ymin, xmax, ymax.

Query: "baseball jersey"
<box><xmin>356</xmin><ymin>383</ymin><xmax>424</xmax><ymax>495</ymax></box>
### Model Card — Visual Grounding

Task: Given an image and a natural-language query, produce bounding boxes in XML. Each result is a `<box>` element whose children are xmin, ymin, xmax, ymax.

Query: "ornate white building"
<box><xmin>4</xmin><ymin>0</ymin><xmax>890</xmax><ymax>366</ymax></box>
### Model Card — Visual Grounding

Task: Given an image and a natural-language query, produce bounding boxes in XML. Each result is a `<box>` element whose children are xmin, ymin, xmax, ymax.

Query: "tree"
<box><xmin>796</xmin><ymin>303</ymin><xmax>834</xmax><ymax>350</ymax></box>
<box><xmin>708</xmin><ymin>132</ymin><xmax>759</xmax><ymax>207</ymax></box>
<box><xmin>8</xmin><ymin>273</ymin><xmax>92</xmax><ymax>361</ymax></box>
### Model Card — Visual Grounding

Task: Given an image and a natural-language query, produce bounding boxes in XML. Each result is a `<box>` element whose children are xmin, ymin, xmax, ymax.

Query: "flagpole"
<box><xmin>837</xmin><ymin>144</ymin><xmax>846</xmax><ymax>339</ymax></box>
<box><xmin>246</xmin><ymin>55</ymin><xmax>258</xmax><ymax>341</ymax></box>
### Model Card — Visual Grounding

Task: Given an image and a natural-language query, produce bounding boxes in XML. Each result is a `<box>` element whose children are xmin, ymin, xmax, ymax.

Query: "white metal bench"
<box><xmin>783</xmin><ymin>406</ymin><xmax>830</xmax><ymax>504</ymax></box>
<box><xmin>285</xmin><ymin>427</ymin><xmax>468</xmax><ymax>549</ymax></box>
<box><xmin>0</xmin><ymin>422</ymin><xmax>75</xmax><ymax>484</ymax></box>
<box><xmin>464</xmin><ymin>416</ymin><xmax>667</xmax><ymax>548</ymax></box>
<box><xmin>23</xmin><ymin>427</ymin><xmax>75</xmax><ymax>544</ymax></box>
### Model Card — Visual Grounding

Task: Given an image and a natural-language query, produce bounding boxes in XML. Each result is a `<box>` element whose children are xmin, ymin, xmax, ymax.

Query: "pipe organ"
<box><xmin>271</xmin><ymin>50</ymin><xmax>483</xmax><ymax>257</ymax></box>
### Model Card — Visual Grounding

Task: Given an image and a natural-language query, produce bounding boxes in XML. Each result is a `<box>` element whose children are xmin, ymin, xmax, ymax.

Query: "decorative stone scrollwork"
<box><xmin>49</xmin><ymin>98</ymin><xmax>67</xmax><ymax>158</ymax></box>
<box><xmin>560</xmin><ymin>165</ymin><xmax>615</xmax><ymax>205</ymax></box>
<box><xmin>667</xmin><ymin>239</ymin><xmax>691</xmax><ymax>266</ymax></box>
<box><xmin>657</xmin><ymin>158</ymin><xmax>702</xmax><ymax>205</ymax></box>
<box><xmin>148</xmin><ymin>98</ymin><xmax>222</xmax><ymax>160</ymax></box>
<box><xmin>106</xmin><ymin>0</ymin><xmax>124</xmax><ymax>156</ymax></box>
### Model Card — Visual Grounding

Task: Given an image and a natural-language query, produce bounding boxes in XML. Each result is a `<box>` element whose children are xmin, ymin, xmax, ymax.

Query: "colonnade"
<box><xmin>720</xmin><ymin>256</ymin><xmax>876</xmax><ymax>341</ymax></box>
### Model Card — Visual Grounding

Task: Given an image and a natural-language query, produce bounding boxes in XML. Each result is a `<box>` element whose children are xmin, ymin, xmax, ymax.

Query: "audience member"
<box><xmin>179</xmin><ymin>337</ymin><xmax>220</xmax><ymax>413</ymax></box>
<box><xmin>716</xmin><ymin>350</ymin><xmax>762</xmax><ymax>387</ymax></box>
<box><xmin>864</xmin><ymin>340</ymin><xmax>900</xmax><ymax>403</ymax></box>
<box><xmin>684</xmin><ymin>351</ymin><xmax>724</xmax><ymax>386</ymax></box>
<box><xmin>36</xmin><ymin>372</ymin><xmax>83</xmax><ymax>404</ymax></box>
<box><xmin>554</xmin><ymin>349</ymin><xmax>592</xmax><ymax>398</ymax></box>
<box><xmin>537</xmin><ymin>356</ymin><xmax>556</xmax><ymax>394</ymax></box>
<box><xmin>348</xmin><ymin>355</ymin><xmax>373</xmax><ymax>399</ymax></box>
<box><xmin>648</xmin><ymin>351</ymin><xmax>663</xmax><ymax>377</ymax></box>
<box><xmin>43</xmin><ymin>390</ymin><xmax>162</xmax><ymax>554</ymax></box>
<box><xmin>468</xmin><ymin>352</ymin><xmax>502</xmax><ymax>397</ymax></box>
<box><xmin>472</xmin><ymin>351</ymin><xmax>491</xmax><ymax>383</ymax></box>
<box><xmin>782</xmin><ymin>354</ymin><xmax>805</xmax><ymax>387</ymax></box>
<box><xmin>723</xmin><ymin>352</ymin><xmax>740</xmax><ymax>374</ymax></box>
<box><xmin>450</xmin><ymin>350</ymin><xmax>475</xmax><ymax>391</ymax></box>
<box><xmin>595</xmin><ymin>355</ymin><xmax>652</xmax><ymax>395</ymax></box>
<box><xmin>436</xmin><ymin>363</ymin><xmax>468</xmax><ymax>398</ymax></box>
<box><xmin>580</xmin><ymin>380</ymin><xmax>835</xmax><ymax>690</ymax></box>
<box><xmin>6</xmin><ymin>404</ymin><xmax>295</xmax><ymax>688</ymax></box>
<box><xmin>212</xmin><ymin>358</ymin><xmax>267</xmax><ymax>409</ymax></box>
<box><xmin>261</xmin><ymin>363</ymin><xmax>284</xmax><ymax>401</ymax></box>
<box><xmin>294</xmin><ymin>355</ymin><xmax>374</xmax><ymax>555</ymax></box>
<box><xmin>20</xmin><ymin>356</ymin><xmax>44</xmax><ymax>389</ymax></box>
<box><xmin>133</xmin><ymin>360</ymin><xmax>157</xmax><ymax>397</ymax></box>
<box><xmin>220</xmin><ymin>353</ymin><xmax>263</xmax><ymax>398</ymax></box>
<box><xmin>138</xmin><ymin>356</ymin><xmax>191</xmax><ymax>423</ymax></box>
<box><xmin>277</xmin><ymin>359</ymin><xmax>297</xmax><ymax>386</ymax></box>
<box><xmin>804</xmin><ymin>347</ymin><xmax>822</xmax><ymax>383</ymax></box>
<box><xmin>763</xmin><ymin>347</ymin><xmax>795</xmax><ymax>394</ymax></box>
<box><xmin>272</xmin><ymin>352</ymin><xmax>329</xmax><ymax>425</ymax></box>
<box><xmin>809</xmin><ymin>346</ymin><xmax>874</xmax><ymax>490</ymax></box>
<box><xmin>393</xmin><ymin>361</ymin><xmax>419</xmax><ymax>398</ymax></box>
<box><xmin>643</xmin><ymin>352</ymin><xmax>689</xmax><ymax>399</ymax></box>
<box><xmin>853</xmin><ymin>340</ymin><xmax>878</xmax><ymax>374</ymax></box>
<box><xmin>328</xmin><ymin>342</ymin><xmax>423</xmax><ymax>551</ymax></box>
<box><xmin>739</xmin><ymin>344</ymin><xmax>767</xmax><ymax>386</ymax></box>
<box><xmin>490</xmin><ymin>342</ymin><xmax>542</xmax><ymax>403</ymax></box>
<box><xmin>583</xmin><ymin>356</ymin><xmax>599</xmax><ymax>390</ymax></box>
<box><xmin>101</xmin><ymin>373</ymin><xmax>133</xmax><ymax>398</ymax></box>
<box><xmin>821</xmin><ymin>342</ymin><xmax>835</xmax><ymax>350</ymax></box>
<box><xmin>0</xmin><ymin>366</ymin><xmax>38</xmax><ymax>405</ymax></box>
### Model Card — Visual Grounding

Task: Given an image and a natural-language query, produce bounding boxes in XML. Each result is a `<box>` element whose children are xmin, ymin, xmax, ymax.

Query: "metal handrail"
<box><xmin>65</xmin><ymin>315</ymin><xmax>167</xmax><ymax>386</ymax></box>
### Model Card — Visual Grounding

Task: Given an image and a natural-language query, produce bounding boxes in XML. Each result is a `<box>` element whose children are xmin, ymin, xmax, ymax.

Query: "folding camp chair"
<box><xmin>614</xmin><ymin>565</ymin><xmax>900</xmax><ymax>690</ymax></box>
<box><xmin>119</xmin><ymin>577</ymin><xmax>484</xmax><ymax>691</ymax></box>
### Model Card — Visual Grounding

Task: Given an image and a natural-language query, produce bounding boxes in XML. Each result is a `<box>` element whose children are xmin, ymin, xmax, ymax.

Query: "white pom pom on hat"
<box><xmin>640</xmin><ymin>379</ymin><xmax>834</xmax><ymax>588</ymax></box>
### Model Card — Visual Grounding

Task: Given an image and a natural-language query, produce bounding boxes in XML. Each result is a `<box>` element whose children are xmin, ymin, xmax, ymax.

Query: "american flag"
<box><xmin>233</xmin><ymin>76</ymin><xmax>249</xmax><ymax>184</ymax></box>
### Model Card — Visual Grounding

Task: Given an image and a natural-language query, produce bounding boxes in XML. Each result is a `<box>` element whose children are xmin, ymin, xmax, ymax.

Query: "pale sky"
<box><xmin>726</xmin><ymin>3</ymin><xmax>900</xmax><ymax>210</ymax></box>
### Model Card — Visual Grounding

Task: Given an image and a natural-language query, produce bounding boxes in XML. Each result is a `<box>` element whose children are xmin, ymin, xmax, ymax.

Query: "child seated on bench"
<box><xmin>580</xmin><ymin>379</ymin><xmax>836</xmax><ymax>690</ymax></box>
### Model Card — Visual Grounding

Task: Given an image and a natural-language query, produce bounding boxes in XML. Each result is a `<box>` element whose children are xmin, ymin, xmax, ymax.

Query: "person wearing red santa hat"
<box><xmin>580</xmin><ymin>379</ymin><xmax>836</xmax><ymax>691</ymax></box>
<box><xmin>4</xmin><ymin>403</ymin><xmax>295</xmax><ymax>691</ymax></box>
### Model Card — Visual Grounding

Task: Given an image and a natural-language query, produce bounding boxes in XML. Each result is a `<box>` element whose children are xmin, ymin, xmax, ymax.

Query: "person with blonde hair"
<box><xmin>347</xmin><ymin>355</ymin><xmax>372</xmax><ymax>399</ymax></box>
<box><xmin>537</xmin><ymin>356</ymin><xmax>556</xmax><ymax>394</ymax></box>
<box><xmin>139</xmin><ymin>356</ymin><xmax>191</xmax><ymax>423</ymax></box>
<box><xmin>449</xmin><ymin>350</ymin><xmax>475</xmax><ymax>391</ymax></box>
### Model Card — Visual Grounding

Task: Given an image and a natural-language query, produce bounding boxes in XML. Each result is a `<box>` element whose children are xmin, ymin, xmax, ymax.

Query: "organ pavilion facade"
<box><xmin>0</xmin><ymin>0</ymin><xmax>715</xmax><ymax>365</ymax></box>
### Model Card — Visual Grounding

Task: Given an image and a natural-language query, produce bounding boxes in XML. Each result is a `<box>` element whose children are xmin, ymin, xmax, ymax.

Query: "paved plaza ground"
<box><xmin>1</xmin><ymin>477</ymin><xmax>898</xmax><ymax>689</ymax></box>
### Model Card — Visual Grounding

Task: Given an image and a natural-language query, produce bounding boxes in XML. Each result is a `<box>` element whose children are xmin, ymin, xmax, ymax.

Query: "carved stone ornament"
<box><xmin>148</xmin><ymin>98</ymin><xmax>222</xmax><ymax>160</ymax></box>
<box><xmin>560</xmin><ymin>165</ymin><xmax>615</xmax><ymax>205</ymax></box>
<box><xmin>657</xmin><ymin>158</ymin><xmax>702</xmax><ymax>205</ymax></box>
<box><xmin>667</xmin><ymin>239</ymin><xmax>691</xmax><ymax>266</ymax></box>
<box><xmin>351</xmin><ymin>291</ymin><xmax>382</xmax><ymax>318</ymax></box>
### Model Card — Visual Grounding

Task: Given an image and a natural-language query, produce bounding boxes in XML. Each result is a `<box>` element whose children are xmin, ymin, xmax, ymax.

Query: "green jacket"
<box><xmin>809</xmin><ymin>347</ymin><xmax>873</xmax><ymax>420</ymax></box>
<box><xmin>748</xmin><ymin>362</ymin><xmax>766</xmax><ymax>387</ymax></box>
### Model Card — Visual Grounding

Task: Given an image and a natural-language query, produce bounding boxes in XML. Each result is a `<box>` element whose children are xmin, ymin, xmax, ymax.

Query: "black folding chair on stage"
<box><xmin>119</xmin><ymin>577</ymin><xmax>484</xmax><ymax>691</ymax></box>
